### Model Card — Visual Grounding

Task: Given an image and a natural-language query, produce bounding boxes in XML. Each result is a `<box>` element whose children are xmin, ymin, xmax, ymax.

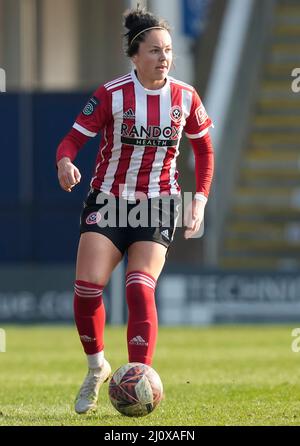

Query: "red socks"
<box><xmin>126</xmin><ymin>271</ymin><xmax>158</xmax><ymax>366</ymax></box>
<box><xmin>74</xmin><ymin>272</ymin><xmax>158</xmax><ymax>366</ymax></box>
<box><xmin>73</xmin><ymin>280</ymin><xmax>105</xmax><ymax>355</ymax></box>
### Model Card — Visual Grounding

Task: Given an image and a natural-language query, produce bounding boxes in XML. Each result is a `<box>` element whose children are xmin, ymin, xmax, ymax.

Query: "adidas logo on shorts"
<box><xmin>161</xmin><ymin>229</ymin><xmax>170</xmax><ymax>240</ymax></box>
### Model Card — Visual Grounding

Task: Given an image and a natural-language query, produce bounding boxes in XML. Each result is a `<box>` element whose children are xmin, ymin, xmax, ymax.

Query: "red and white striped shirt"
<box><xmin>57</xmin><ymin>70</ymin><xmax>213</xmax><ymax>199</ymax></box>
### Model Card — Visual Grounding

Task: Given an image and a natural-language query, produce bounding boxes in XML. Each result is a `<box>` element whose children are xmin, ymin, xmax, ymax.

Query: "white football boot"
<box><xmin>75</xmin><ymin>359</ymin><xmax>112</xmax><ymax>414</ymax></box>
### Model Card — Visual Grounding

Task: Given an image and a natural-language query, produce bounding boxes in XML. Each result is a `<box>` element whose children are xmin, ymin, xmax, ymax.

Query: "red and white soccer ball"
<box><xmin>108</xmin><ymin>362</ymin><xmax>163</xmax><ymax>417</ymax></box>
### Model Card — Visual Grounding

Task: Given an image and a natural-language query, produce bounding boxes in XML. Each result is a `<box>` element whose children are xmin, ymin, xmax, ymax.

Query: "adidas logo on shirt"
<box><xmin>123</xmin><ymin>108</ymin><xmax>135</xmax><ymax>120</ymax></box>
<box><xmin>129</xmin><ymin>336</ymin><xmax>148</xmax><ymax>346</ymax></box>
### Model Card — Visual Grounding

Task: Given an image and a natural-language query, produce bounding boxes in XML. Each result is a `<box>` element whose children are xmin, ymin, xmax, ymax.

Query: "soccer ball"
<box><xmin>108</xmin><ymin>362</ymin><xmax>163</xmax><ymax>417</ymax></box>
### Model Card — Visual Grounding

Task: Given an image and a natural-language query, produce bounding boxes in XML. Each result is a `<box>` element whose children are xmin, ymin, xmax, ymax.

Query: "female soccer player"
<box><xmin>56</xmin><ymin>6</ymin><xmax>214</xmax><ymax>414</ymax></box>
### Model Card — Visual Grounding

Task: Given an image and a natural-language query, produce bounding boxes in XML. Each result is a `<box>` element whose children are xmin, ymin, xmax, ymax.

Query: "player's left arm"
<box><xmin>184</xmin><ymin>89</ymin><xmax>214</xmax><ymax>239</ymax></box>
<box><xmin>184</xmin><ymin>132</ymin><xmax>214</xmax><ymax>239</ymax></box>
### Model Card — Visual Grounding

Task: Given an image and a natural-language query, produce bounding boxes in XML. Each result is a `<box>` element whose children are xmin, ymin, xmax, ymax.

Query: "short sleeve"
<box><xmin>184</xmin><ymin>89</ymin><xmax>213</xmax><ymax>139</ymax></box>
<box><xmin>72</xmin><ymin>85</ymin><xmax>111</xmax><ymax>138</ymax></box>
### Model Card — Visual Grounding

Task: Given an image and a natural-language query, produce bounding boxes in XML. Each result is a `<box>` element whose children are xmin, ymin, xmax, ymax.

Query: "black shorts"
<box><xmin>79</xmin><ymin>189</ymin><xmax>181</xmax><ymax>256</ymax></box>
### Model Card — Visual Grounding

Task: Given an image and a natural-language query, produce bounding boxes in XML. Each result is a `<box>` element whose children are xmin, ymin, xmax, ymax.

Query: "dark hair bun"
<box><xmin>124</xmin><ymin>8</ymin><xmax>158</xmax><ymax>32</ymax></box>
<box><xmin>123</xmin><ymin>7</ymin><xmax>170</xmax><ymax>57</ymax></box>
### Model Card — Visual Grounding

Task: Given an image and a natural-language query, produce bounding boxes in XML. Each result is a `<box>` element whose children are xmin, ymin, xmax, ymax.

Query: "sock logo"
<box><xmin>80</xmin><ymin>335</ymin><xmax>96</xmax><ymax>343</ymax></box>
<box><xmin>129</xmin><ymin>335</ymin><xmax>148</xmax><ymax>346</ymax></box>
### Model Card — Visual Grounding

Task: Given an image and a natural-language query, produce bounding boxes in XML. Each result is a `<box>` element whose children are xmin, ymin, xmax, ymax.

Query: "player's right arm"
<box><xmin>56</xmin><ymin>85</ymin><xmax>110</xmax><ymax>192</ymax></box>
<box><xmin>57</xmin><ymin>155</ymin><xmax>82</xmax><ymax>193</ymax></box>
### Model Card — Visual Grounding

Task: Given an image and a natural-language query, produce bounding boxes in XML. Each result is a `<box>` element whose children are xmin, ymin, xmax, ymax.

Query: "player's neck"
<box><xmin>134</xmin><ymin>70</ymin><xmax>166</xmax><ymax>90</ymax></box>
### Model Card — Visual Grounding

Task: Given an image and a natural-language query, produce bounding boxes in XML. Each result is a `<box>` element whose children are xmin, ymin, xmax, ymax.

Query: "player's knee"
<box><xmin>75</xmin><ymin>272</ymin><xmax>108</xmax><ymax>287</ymax></box>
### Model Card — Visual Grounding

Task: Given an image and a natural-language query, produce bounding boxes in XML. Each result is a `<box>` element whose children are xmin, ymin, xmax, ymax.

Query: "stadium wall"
<box><xmin>0</xmin><ymin>265</ymin><xmax>299</xmax><ymax>324</ymax></box>
<box><xmin>0</xmin><ymin>92</ymin><xmax>98</xmax><ymax>263</ymax></box>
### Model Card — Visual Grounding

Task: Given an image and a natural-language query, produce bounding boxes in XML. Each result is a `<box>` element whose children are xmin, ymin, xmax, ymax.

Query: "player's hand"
<box><xmin>57</xmin><ymin>157</ymin><xmax>81</xmax><ymax>192</ymax></box>
<box><xmin>184</xmin><ymin>199</ymin><xmax>205</xmax><ymax>239</ymax></box>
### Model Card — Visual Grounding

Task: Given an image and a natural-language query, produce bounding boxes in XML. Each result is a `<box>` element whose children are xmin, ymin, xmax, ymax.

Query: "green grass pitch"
<box><xmin>0</xmin><ymin>324</ymin><xmax>300</xmax><ymax>426</ymax></box>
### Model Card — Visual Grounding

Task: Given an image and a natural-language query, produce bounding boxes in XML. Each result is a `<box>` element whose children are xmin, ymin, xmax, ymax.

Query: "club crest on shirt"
<box><xmin>195</xmin><ymin>103</ymin><xmax>209</xmax><ymax>126</ymax></box>
<box><xmin>169</xmin><ymin>105</ymin><xmax>183</xmax><ymax>123</ymax></box>
<box><xmin>82</xmin><ymin>96</ymin><xmax>99</xmax><ymax>116</ymax></box>
<box><xmin>86</xmin><ymin>211</ymin><xmax>101</xmax><ymax>225</ymax></box>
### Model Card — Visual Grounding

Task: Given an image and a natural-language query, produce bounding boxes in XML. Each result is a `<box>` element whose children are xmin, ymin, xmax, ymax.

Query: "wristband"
<box><xmin>194</xmin><ymin>193</ymin><xmax>207</xmax><ymax>205</ymax></box>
